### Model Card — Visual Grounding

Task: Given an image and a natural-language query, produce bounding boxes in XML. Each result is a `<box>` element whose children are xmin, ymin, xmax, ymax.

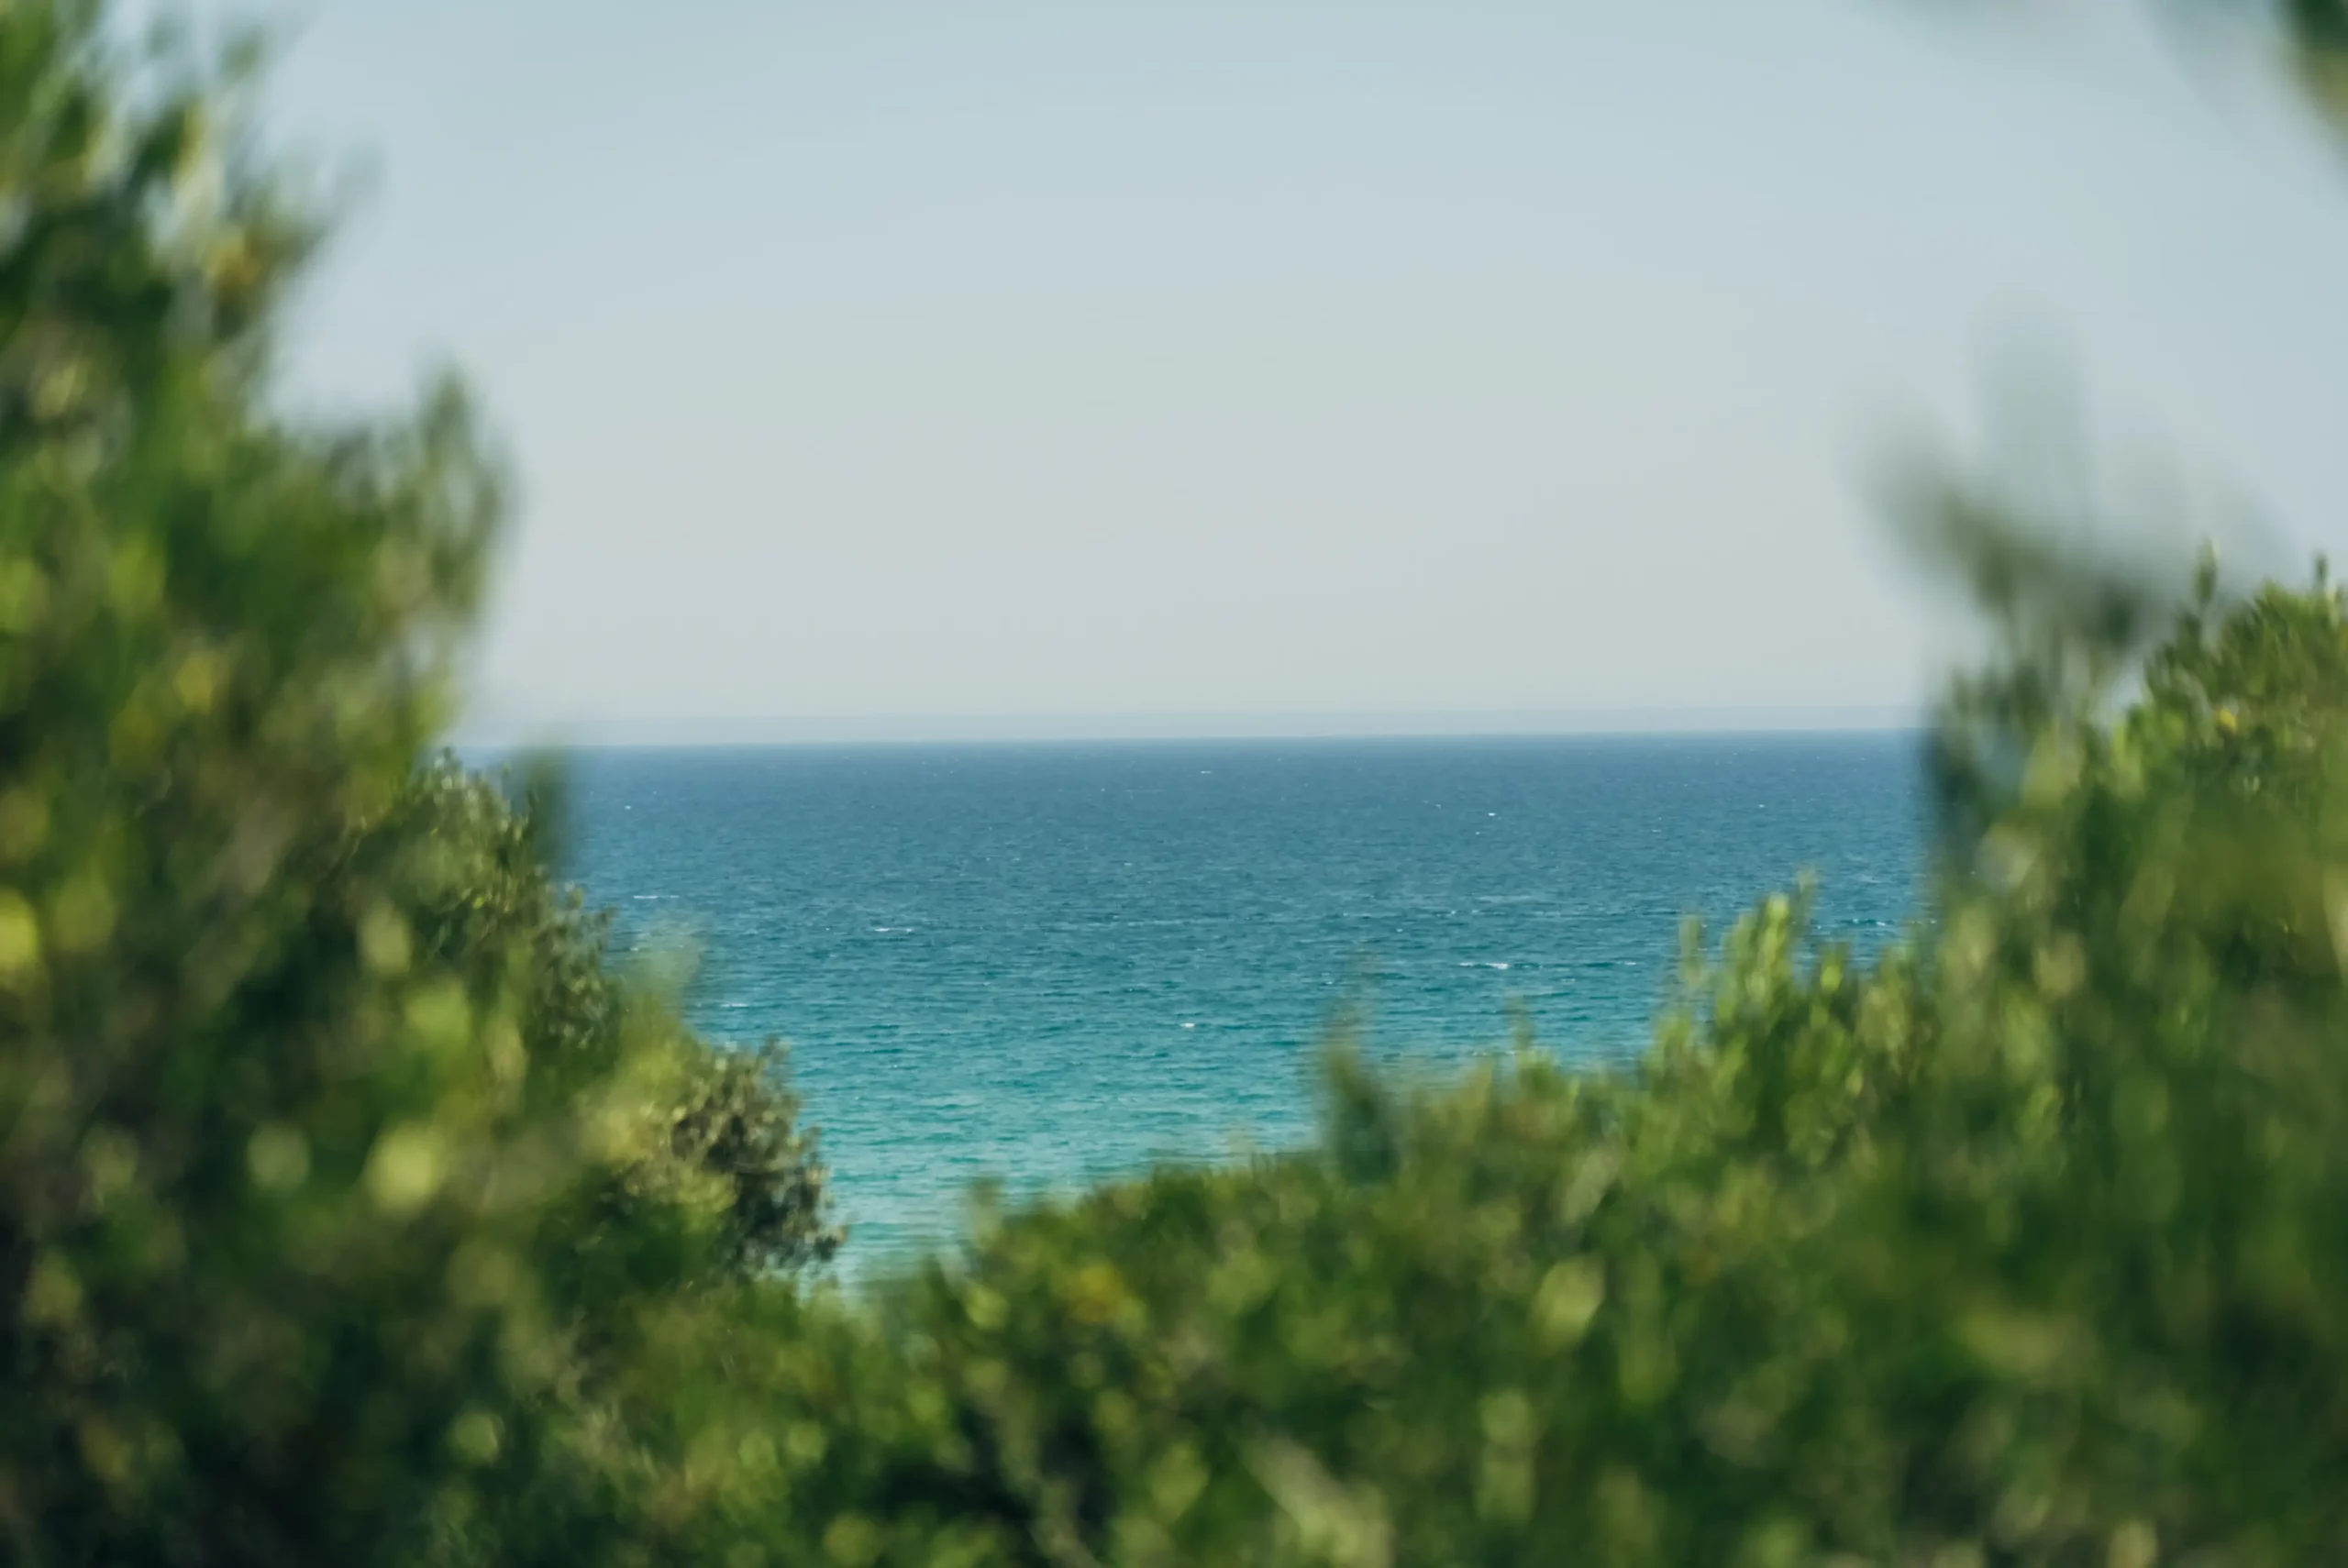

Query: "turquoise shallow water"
<box><xmin>559</xmin><ymin>734</ymin><xmax>1926</xmax><ymax>1268</ymax></box>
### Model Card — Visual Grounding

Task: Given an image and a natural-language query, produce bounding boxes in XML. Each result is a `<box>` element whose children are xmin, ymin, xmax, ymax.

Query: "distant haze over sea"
<box><xmin>457</xmin><ymin>706</ymin><xmax>1921</xmax><ymax>749</ymax></box>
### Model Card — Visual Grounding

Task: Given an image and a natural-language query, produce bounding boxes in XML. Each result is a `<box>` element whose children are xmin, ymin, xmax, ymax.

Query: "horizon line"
<box><xmin>449</xmin><ymin>705</ymin><xmax>1924</xmax><ymax>750</ymax></box>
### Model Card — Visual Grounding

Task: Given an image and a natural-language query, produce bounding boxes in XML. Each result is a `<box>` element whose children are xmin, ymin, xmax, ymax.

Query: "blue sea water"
<box><xmin>560</xmin><ymin>734</ymin><xmax>1927</xmax><ymax>1269</ymax></box>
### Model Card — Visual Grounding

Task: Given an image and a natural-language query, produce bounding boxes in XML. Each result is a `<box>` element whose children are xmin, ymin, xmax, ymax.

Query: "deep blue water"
<box><xmin>559</xmin><ymin>734</ymin><xmax>1927</xmax><ymax>1267</ymax></box>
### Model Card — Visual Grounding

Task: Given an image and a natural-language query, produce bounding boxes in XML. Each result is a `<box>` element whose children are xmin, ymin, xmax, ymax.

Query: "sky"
<box><xmin>239</xmin><ymin>0</ymin><xmax>2348</xmax><ymax>743</ymax></box>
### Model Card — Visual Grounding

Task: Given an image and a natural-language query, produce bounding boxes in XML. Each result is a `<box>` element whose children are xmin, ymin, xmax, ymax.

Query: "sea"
<box><xmin>557</xmin><ymin>734</ymin><xmax>1928</xmax><ymax>1272</ymax></box>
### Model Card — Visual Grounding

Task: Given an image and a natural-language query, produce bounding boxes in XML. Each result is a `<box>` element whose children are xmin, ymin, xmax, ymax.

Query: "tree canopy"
<box><xmin>0</xmin><ymin>8</ymin><xmax>830</xmax><ymax>1562</ymax></box>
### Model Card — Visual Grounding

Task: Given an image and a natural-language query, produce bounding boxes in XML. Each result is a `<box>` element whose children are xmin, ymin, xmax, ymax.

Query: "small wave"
<box><xmin>717</xmin><ymin>1002</ymin><xmax>751</xmax><ymax>1010</ymax></box>
<box><xmin>631</xmin><ymin>894</ymin><xmax>663</xmax><ymax>901</ymax></box>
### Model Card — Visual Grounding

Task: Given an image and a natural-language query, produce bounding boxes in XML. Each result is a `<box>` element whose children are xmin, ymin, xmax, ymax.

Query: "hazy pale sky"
<box><xmin>250</xmin><ymin>1</ymin><xmax>2348</xmax><ymax>741</ymax></box>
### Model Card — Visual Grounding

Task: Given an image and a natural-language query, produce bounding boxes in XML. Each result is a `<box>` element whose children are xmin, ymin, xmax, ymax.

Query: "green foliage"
<box><xmin>642</xmin><ymin>556</ymin><xmax>2348</xmax><ymax>1568</ymax></box>
<box><xmin>0</xmin><ymin>8</ymin><xmax>828</xmax><ymax>1563</ymax></box>
<box><xmin>12</xmin><ymin>1</ymin><xmax>2348</xmax><ymax>1564</ymax></box>
<box><xmin>2285</xmin><ymin>0</ymin><xmax>2348</xmax><ymax>127</ymax></box>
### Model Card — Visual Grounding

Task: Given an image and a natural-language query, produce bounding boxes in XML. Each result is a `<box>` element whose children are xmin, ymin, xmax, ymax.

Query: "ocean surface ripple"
<box><xmin>560</xmin><ymin>734</ymin><xmax>1925</xmax><ymax>1268</ymax></box>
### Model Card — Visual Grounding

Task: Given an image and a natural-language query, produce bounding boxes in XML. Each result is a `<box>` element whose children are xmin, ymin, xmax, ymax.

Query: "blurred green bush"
<box><xmin>738</xmin><ymin>554</ymin><xmax>2348</xmax><ymax>1566</ymax></box>
<box><xmin>9</xmin><ymin>2</ymin><xmax>2348</xmax><ymax>1564</ymax></box>
<box><xmin>0</xmin><ymin>7</ymin><xmax>831</xmax><ymax>1563</ymax></box>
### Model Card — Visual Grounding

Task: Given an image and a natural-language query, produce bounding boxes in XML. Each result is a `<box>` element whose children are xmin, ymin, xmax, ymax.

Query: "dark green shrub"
<box><xmin>0</xmin><ymin>9</ymin><xmax>829</xmax><ymax>1563</ymax></box>
<box><xmin>673</xmin><ymin>558</ymin><xmax>2348</xmax><ymax>1567</ymax></box>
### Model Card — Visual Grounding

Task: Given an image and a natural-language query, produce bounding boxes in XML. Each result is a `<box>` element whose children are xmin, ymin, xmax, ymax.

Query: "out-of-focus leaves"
<box><xmin>2283</xmin><ymin>0</ymin><xmax>2348</xmax><ymax>127</ymax></box>
<box><xmin>652</xmin><ymin>531</ymin><xmax>2348</xmax><ymax>1566</ymax></box>
<box><xmin>13</xmin><ymin>0</ymin><xmax>2348</xmax><ymax>1563</ymax></box>
<box><xmin>0</xmin><ymin>7</ymin><xmax>831</xmax><ymax>1565</ymax></box>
